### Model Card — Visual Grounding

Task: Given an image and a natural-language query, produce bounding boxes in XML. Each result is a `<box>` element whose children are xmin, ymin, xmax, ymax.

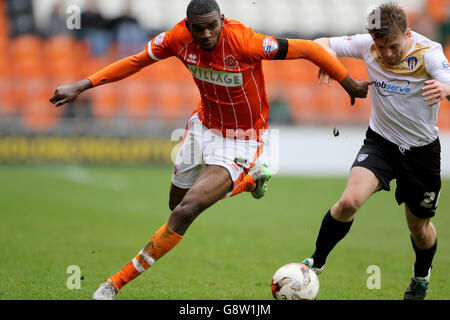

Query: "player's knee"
<box><xmin>170</xmin><ymin>197</ymin><xmax>206</xmax><ymax>225</ymax></box>
<box><xmin>171</xmin><ymin>204</ymin><xmax>196</xmax><ymax>225</ymax></box>
<box><xmin>408</xmin><ymin>221</ymin><xmax>430</xmax><ymax>241</ymax></box>
<box><xmin>336</xmin><ymin>195</ymin><xmax>361</xmax><ymax>217</ymax></box>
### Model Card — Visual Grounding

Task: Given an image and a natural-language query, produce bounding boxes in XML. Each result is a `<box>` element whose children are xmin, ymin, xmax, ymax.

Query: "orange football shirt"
<box><xmin>148</xmin><ymin>18</ymin><xmax>281</xmax><ymax>136</ymax></box>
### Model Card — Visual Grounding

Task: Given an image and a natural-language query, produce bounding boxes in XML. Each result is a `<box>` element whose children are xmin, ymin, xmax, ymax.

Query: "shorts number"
<box><xmin>420</xmin><ymin>191</ymin><xmax>440</xmax><ymax>209</ymax></box>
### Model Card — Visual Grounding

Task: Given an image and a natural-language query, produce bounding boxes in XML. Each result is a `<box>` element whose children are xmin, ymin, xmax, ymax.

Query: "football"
<box><xmin>271</xmin><ymin>263</ymin><xmax>319</xmax><ymax>300</ymax></box>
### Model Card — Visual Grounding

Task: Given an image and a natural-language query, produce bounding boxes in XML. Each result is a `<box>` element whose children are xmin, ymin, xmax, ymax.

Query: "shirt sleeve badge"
<box><xmin>263</xmin><ymin>37</ymin><xmax>278</xmax><ymax>54</ymax></box>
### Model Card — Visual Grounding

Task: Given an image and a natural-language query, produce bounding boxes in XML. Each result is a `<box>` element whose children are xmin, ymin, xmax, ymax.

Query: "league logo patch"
<box><xmin>263</xmin><ymin>37</ymin><xmax>278</xmax><ymax>54</ymax></box>
<box><xmin>443</xmin><ymin>61</ymin><xmax>450</xmax><ymax>69</ymax></box>
<box><xmin>357</xmin><ymin>154</ymin><xmax>369</xmax><ymax>162</ymax></box>
<box><xmin>153</xmin><ymin>32</ymin><xmax>166</xmax><ymax>46</ymax></box>
<box><xmin>407</xmin><ymin>56</ymin><xmax>418</xmax><ymax>70</ymax></box>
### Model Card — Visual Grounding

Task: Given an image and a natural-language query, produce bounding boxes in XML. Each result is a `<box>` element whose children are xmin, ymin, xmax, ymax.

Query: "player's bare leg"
<box><xmin>404</xmin><ymin>204</ymin><xmax>437</xmax><ymax>300</ymax></box>
<box><xmin>169</xmin><ymin>165</ymin><xmax>270</xmax><ymax>211</ymax></box>
<box><xmin>169</xmin><ymin>184</ymin><xmax>189</xmax><ymax>211</ymax></box>
<box><xmin>304</xmin><ymin>167</ymin><xmax>382</xmax><ymax>272</ymax></box>
<box><xmin>331</xmin><ymin>166</ymin><xmax>382</xmax><ymax>222</ymax></box>
<box><xmin>406</xmin><ymin>204</ymin><xmax>437</xmax><ymax>249</ymax></box>
<box><xmin>168</xmin><ymin>164</ymin><xmax>232</xmax><ymax>235</ymax></box>
<box><xmin>93</xmin><ymin>164</ymin><xmax>232</xmax><ymax>299</ymax></box>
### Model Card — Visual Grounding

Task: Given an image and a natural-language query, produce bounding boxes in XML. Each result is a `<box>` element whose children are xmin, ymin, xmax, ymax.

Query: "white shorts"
<box><xmin>171</xmin><ymin>112</ymin><xmax>269</xmax><ymax>189</ymax></box>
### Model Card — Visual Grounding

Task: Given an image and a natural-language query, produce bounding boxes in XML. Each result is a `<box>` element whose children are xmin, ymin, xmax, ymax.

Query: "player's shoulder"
<box><xmin>411</xmin><ymin>31</ymin><xmax>442</xmax><ymax>50</ymax></box>
<box><xmin>344</xmin><ymin>33</ymin><xmax>372</xmax><ymax>41</ymax></box>
<box><xmin>164</xmin><ymin>18</ymin><xmax>192</xmax><ymax>45</ymax></box>
<box><xmin>411</xmin><ymin>31</ymin><xmax>445</xmax><ymax>64</ymax></box>
<box><xmin>330</xmin><ymin>33</ymin><xmax>373</xmax><ymax>58</ymax></box>
<box><xmin>223</xmin><ymin>17</ymin><xmax>253</xmax><ymax>38</ymax></box>
<box><xmin>223</xmin><ymin>18</ymin><xmax>251</xmax><ymax>30</ymax></box>
<box><xmin>220</xmin><ymin>17</ymin><xmax>255</xmax><ymax>54</ymax></box>
<box><xmin>331</xmin><ymin>33</ymin><xmax>373</xmax><ymax>50</ymax></box>
<box><xmin>333</xmin><ymin>33</ymin><xmax>373</xmax><ymax>43</ymax></box>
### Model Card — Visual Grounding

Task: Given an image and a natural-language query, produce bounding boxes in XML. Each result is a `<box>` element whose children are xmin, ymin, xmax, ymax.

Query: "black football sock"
<box><xmin>410</xmin><ymin>236</ymin><xmax>437</xmax><ymax>278</ymax></box>
<box><xmin>311</xmin><ymin>210</ymin><xmax>353</xmax><ymax>268</ymax></box>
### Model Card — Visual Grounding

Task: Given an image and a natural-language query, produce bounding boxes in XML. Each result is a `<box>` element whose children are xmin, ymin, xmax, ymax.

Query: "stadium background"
<box><xmin>1</xmin><ymin>0</ymin><xmax>450</xmax><ymax>301</ymax></box>
<box><xmin>0</xmin><ymin>0</ymin><xmax>449</xmax><ymax>171</ymax></box>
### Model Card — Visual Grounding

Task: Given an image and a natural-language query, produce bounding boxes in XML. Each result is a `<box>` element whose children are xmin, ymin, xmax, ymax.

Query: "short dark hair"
<box><xmin>367</xmin><ymin>2</ymin><xmax>408</xmax><ymax>41</ymax></box>
<box><xmin>186</xmin><ymin>0</ymin><xmax>221</xmax><ymax>20</ymax></box>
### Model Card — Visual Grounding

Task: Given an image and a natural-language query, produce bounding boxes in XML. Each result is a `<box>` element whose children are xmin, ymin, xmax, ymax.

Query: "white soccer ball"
<box><xmin>271</xmin><ymin>262</ymin><xmax>320</xmax><ymax>300</ymax></box>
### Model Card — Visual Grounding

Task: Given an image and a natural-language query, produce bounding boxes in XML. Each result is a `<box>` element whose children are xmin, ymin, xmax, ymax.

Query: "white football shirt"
<box><xmin>330</xmin><ymin>31</ymin><xmax>450</xmax><ymax>148</ymax></box>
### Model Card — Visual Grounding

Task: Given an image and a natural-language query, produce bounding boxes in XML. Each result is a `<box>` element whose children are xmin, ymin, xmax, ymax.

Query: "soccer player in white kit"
<box><xmin>301</xmin><ymin>2</ymin><xmax>450</xmax><ymax>299</ymax></box>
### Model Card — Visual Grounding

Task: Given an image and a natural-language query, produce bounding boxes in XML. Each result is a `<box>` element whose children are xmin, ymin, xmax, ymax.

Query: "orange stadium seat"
<box><xmin>267</xmin><ymin>60</ymin><xmax>318</xmax><ymax>84</ymax></box>
<box><xmin>14</xmin><ymin>78</ymin><xmax>43</xmax><ymax>111</ymax></box>
<box><xmin>174</xmin><ymin>79</ymin><xmax>200</xmax><ymax>113</ymax></box>
<box><xmin>262</xmin><ymin>65</ymin><xmax>277</xmax><ymax>94</ymax></box>
<box><xmin>165</xmin><ymin>57</ymin><xmax>193</xmax><ymax>81</ymax></box>
<box><xmin>341</xmin><ymin>57</ymin><xmax>368</xmax><ymax>80</ymax></box>
<box><xmin>121</xmin><ymin>79</ymin><xmax>152</xmax><ymax>121</ymax></box>
<box><xmin>10</xmin><ymin>34</ymin><xmax>44</xmax><ymax>78</ymax></box>
<box><xmin>266</xmin><ymin>60</ymin><xmax>336</xmax><ymax>125</ymax></box>
<box><xmin>426</xmin><ymin>0</ymin><xmax>448</xmax><ymax>24</ymax></box>
<box><xmin>0</xmin><ymin>35</ymin><xmax>7</xmax><ymax>59</ymax></box>
<box><xmin>350</xmin><ymin>95</ymin><xmax>371</xmax><ymax>123</ymax></box>
<box><xmin>0</xmin><ymin>48</ymin><xmax>18</xmax><ymax>115</ymax></box>
<box><xmin>444</xmin><ymin>44</ymin><xmax>450</xmax><ymax>60</ymax></box>
<box><xmin>153</xmin><ymin>81</ymin><xmax>183</xmax><ymax>123</ymax></box>
<box><xmin>0</xmin><ymin>47</ymin><xmax>9</xmax><ymax>78</ymax></box>
<box><xmin>145</xmin><ymin>57</ymin><xmax>176</xmax><ymax>81</ymax></box>
<box><xmin>43</xmin><ymin>34</ymin><xmax>77</xmax><ymax>59</ymax></box>
<box><xmin>310</xmin><ymin>86</ymin><xmax>344</xmax><ymax>125</ymax></box>
<box><xmin>22</xmin><ymin>81</ymin><xmax>62</xmax><ymax>131</ymax></box>
<box><xmin>438</xmin><ymin>100</ymin><xmax>450</xmax><ymax>130</ymax></box>
<box><xmin>291</xmin><ymin>60</ymin><xmax>320</xmax><ymax>84</ymax></box>
<box><xmin>0</xmin><ymin>0</ymin><xmax>7</xmax><ymax>29</ymax></box>
<box><xmin>286</xmin><ymin>83</ymin><xmax>321</xmax><ymax>124</ymax></box>
<box><xmin>43</xmin><ymin>35</ymin><xmax>80</xmax><ymax>81</ymax></box>
<box><xmin>321</xmin><ymin>85</ymin><xmax>356</xmax><ymax>124</ymax></box>
<box><xmin>9</xmin><ymin>34</ymin><xmax>42</xmax><ymax>57</ymax></box>
<box><xmin>0</xmin><ymin>78</ymin><xmax>16</xmax><ymax>115</ymax></box>
<box><xmin>91</xmin><ymin>83</ymin><xmax>120</xmax><ymax>120</ymax></box>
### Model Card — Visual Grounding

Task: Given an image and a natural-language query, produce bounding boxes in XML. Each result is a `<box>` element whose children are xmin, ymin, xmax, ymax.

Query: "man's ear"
<box><xmin>185</xmin><ymin>18</ymin><xmax>190</xmax><ymax>32</ymax></box>
<box><xmin>220</xmin><ymin>14</ymin><xmax>224</xmax><ymax>26</ymax></box>
<box><xmin>406</xmin><ymin>28</ymin><xmax>411</xmax><ymax>39</ymax></box>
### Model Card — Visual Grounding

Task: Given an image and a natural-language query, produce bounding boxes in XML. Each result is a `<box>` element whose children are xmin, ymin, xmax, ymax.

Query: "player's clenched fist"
<box><xmin>49</xmin><ymin>79</ymin><xmax>92</xmax><ymax>107</ymax></box>
<box><xmin>339</xmin><ymin>74</ymin><xmax>374</xmax><ymax>105</ymax></box>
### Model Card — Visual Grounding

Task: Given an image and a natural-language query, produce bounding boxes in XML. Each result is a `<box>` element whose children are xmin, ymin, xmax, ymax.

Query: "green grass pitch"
<box><xmin>0</xmin><ymin>165</ymin><xmax>449</xmax><ymax>300</ymax></box>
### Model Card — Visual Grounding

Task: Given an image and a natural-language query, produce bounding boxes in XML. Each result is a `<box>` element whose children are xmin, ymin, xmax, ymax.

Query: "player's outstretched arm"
<box><xmin>313</xmin><ymin>38</ymin><xmax>335</xmax><ymax>87</ymax></box>
<box><xmin>49</xmin><ymin>49</ymin><xmax>154</xmax><ymax>107</ymax></box>
<box><xmin>285</xmin><ymin>38</ymin><xmax>373</xmax><ymax>105</ymax></box>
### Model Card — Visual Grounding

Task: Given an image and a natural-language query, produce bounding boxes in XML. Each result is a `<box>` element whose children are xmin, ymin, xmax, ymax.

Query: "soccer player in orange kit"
<box><xmin>49</xmin><ymin>0</ymin><xmax>372</xmax><ymax>299</ymax></box>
